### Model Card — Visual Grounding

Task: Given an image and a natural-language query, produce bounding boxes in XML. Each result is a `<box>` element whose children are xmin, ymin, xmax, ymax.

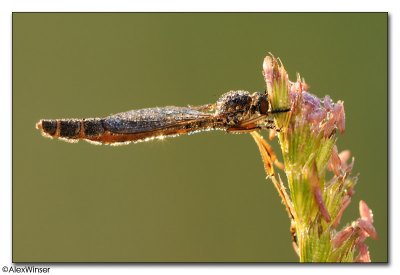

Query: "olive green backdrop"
<box><xmin>13</xmin><ymin>13</ymin><xmax>388</xmax><ymax>262</ymax></box>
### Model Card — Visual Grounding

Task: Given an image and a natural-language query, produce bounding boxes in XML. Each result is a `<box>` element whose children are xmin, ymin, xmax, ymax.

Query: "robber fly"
<box><xmin>36</xmin><ymin>90</ymin><xmax>289</xmax><ymax>145</ymax></box>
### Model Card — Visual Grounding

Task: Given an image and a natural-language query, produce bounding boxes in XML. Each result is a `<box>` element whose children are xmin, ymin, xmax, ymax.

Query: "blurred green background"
<box><xmin>13</xmin><ymin>13</ymin><xmax>387</xmax><ymax>262</ymax></box>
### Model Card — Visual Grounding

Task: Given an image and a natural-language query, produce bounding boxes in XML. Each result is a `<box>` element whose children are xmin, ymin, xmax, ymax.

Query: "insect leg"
<box><xmin>251</xmin><ymin>131</ymin><xmax>296</xmax><ymax>231</ymax></box>
<box><xmin>269</xmin><ymin>107</ymin><xmax>291</xmax><ymax>114</ymax></box>
<box><xmin>237</xmin><ymin>116</ymin><xmax>284</xmax><ymax>134</ymax></box>
<box><xmin>226</xmin><ymin>125</ymin><xmax>262</xmax><ymax>133</ymax></box>
<box><xmin>254</xmin><ymin>132</ymin><xmax>284</xmax><ymax>170</ymax></box>
<box><xmin>290</xmin><ymin>220</ymin><xmax>300</xmax><ymax>256</ymax></box>
<box><xmin>251</xmin><ymin>131</ymin><xmax>275</xmax><ymax>176</ymax></box>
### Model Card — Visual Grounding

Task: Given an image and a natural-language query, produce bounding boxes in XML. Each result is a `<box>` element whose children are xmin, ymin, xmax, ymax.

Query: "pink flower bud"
<box><xmin>310</xmin><ymin>164</ymin><xmax>331</xmax><ymax>223</ymax></box>
<box><xmin>339</xmin><ymin>150</ymin><xmax>351</xmax><ymax>167</ymax></box>
<box><xmin>328</xmin><ymin>145</ymin><xmax>342</xmax><ymax>176</ymax></box>
<box><xmin>333</xmin><ymin>101</ymin><xmax>345</xmax><ymax>134</ymax></box>
<box><xmin>332</xmin><ymin>195</ymin><xmax>352</xmax><ymax>228</ymax></box>
<box><xmin>323</xmin><ymin>113</ymin><xmax>336</xmax><ymax>138</ymax></box>
<box><xmin>262</xmin><ymin>55</ymin><xmax>274</xmax><ymax>88</ymax></box>
<box><xmin>356</xmin><ymin>242</ymin><xmax>371</xmax><ymax>262</ymax></box>
<box><xmin>302</xmin><ymin>92</ymin><xmax>321</xmax><ymax>110</ymax></box>
<box><xmin>324</xmin><ymin>95</ymin><xmax>334</xmax><ymax>111</ymax></box>
<box><xmin>332</xmin><ymin>226</ymin><xmax>354</xmax><ymax>248</ymax></box>
<box><xmin>357</xmin><ymin>218</ymin><xmax>378</xmax><ymax>240</ymax></box>
<box><xmin>359</xmin><ymin>200</ymin><xmax>374</xmax><ymax>224</ymax></box>
<box><xmin>308</xmin><ymin>108</ymin><xmax>327</xmax><ymax>125</ymax></box>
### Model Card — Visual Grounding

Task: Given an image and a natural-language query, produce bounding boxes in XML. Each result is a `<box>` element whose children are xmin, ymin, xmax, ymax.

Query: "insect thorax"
<box><xmin>216</xmin><ymin>90</ymin><xmax>267</xmax><ymax>125</ymax></box>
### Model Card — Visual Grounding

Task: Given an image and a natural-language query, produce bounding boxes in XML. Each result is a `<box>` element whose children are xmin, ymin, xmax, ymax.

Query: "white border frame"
<box><xmin>1</xmin><ymin>1</ymin><xmax>397</xmax><ymax>274</ymax></box>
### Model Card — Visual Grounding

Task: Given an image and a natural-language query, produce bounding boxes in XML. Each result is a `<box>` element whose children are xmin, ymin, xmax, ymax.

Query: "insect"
<box><xmin>35</xmin><ymin>55</ymin><xmax>296</xmax><ymax>247</ymax></box>
<box><xmin>36</xmin><ymin>90</ymin><xmax>290</xmax><ymax>146</ymax></box>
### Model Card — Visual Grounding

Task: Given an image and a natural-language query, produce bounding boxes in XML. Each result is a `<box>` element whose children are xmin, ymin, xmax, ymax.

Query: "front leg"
<box><xmin>226</xmin><ymin>124</ymin><xmax>262</xmax><ymax>133</ymax></box>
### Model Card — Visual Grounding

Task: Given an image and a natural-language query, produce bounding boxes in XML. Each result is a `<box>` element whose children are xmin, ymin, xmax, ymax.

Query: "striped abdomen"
<box><xmin>36</xmin><ymin>119</ymin><xmax>108</xmax><ymax>144</ymax></box>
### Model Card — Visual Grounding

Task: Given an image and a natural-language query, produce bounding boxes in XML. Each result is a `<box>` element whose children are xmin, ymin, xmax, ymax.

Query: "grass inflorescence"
<box><xmin>254</xmin><ymin>54</ymin><xmax>377</xmax><ymax>262</ymax></box>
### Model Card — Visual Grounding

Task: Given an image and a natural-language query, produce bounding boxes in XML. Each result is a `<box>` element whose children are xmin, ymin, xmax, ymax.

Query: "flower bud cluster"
<box><xmin>261</xmin><ymin>54</ymin><xmax>376</xmax><ymax>262</ymax></box>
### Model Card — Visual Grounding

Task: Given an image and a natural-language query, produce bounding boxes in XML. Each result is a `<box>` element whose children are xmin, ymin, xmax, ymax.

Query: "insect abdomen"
<box><xmin>36</xmin><ymin>118</ymin><xmax>105</xmax><ymax>141</ymax></box>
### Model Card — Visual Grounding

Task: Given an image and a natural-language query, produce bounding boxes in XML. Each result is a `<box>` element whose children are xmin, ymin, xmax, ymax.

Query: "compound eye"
<box><xmin>258</xmin><ymin>96</ymin><xmax>268</xmax><ymax>114</ymax></box>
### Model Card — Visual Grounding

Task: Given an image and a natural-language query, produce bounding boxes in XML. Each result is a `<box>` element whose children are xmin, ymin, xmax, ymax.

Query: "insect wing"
<box><xmin>103</xmin><ymin>106</ymin><xmax>214</xmax><ymax>134</ymax></box>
